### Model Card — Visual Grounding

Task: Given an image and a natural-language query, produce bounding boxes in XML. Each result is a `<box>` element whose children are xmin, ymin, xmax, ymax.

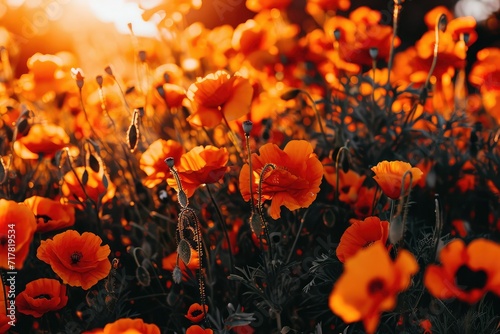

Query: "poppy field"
<box><xmin>1</xmin><ymin>0</ymin><xmax>500</xmax><ymax>333</ymax></box>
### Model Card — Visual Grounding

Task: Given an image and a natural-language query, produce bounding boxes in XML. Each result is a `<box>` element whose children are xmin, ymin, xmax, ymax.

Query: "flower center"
<box><xmin>34</xmin><ymin>294</ymin><xmax>52</xmax><ymax>300</ymax></box>
<box><xmin>0</xmin><ymin>235</ymin><xmax>7</xmax><ymax>246</ymax></box>
<box><xmin>191</xmin><ymin>310</ymin><xmax>203</xmax><ymax>317</ymax></box>
<box><xmin>70</xmin><ymin>251</ymin><xmax>83</xmax><ymax>265</ymax></box>
<box><xmin>367</xmin><ymin>278</ymin><xmax>386</xmax><ymax>295</ymax></box>
<box><xmin>456</xmin><ymin>265</ymin><xmax>487</xmax><ymax>291</ymax></box>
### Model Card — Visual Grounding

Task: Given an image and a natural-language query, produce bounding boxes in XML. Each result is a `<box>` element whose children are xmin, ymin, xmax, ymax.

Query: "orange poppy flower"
<box><xmin>0</xmin><ymin>199</ymin><xmax>37</xmax><ymax>270</ymax></box>
<box><xmin>140</xmin><ymin>139</ymin><xmax>185</xmax><ymax>188</ymax></box>
<box><xmin>424</xmin><ymin>238</ymin><xmax>500</xmax><ymax>304</ymax></box>
<box><xmin>15</xmin><ymin>123</ymin><xmax>70</xmax><ymax>158</ymax></box>
<box><xmin>469</xmin><ymin>48</ymin><xmax>500</xmax><ymax>123</ymax></box>
<box><xmin>371</xmin><ymin>161</ymin><xmax>423</xmax><ymax>200</ymax></box>
<box><xmin>167</xmin><ymin>145</ymin><xmax>229</xmax><ymax>197</ymax></box>
<box><xmin>336</xmin><ymin>216</ymin><xmax>389</xmax><ymax>263</ymax></box>
<box><xmin>83</xmin><ymin>318</ymin><xmax>161</xmax><ymax>334</ymax></box>
<box><xmin>61</xmin><ymin>166</ymin><xmax>116</xmax><ymax>204</ymax></box>
<box><xmin>246</xmin><ymin>0</ymin><xmax>291</xmax><ymax>12</ymax></box>
<box><xmin>16</xmin><ymin>52</ymin><xmax>74</xmax><ymax>100</ymax></box>
<box><xmin>186</xmin><ymin>70</ymin><xmax>253</xmax><ymax>128</ymax></box>
<box><xmin>23</xmin><ymin>196</ymin><xmax>75</xmax><ymax>233</ymax></box>
<box><xmin>323</xmin><ymin>160</ymin><xmax>366</xmax><ymax>205</ymax></box>
<box><xmin>162</xmin><ymin>249</ymin><xmax>200</xmax><ymax>281</ymax></box>
<box><xmin>352</xmin><ymin>186</ymin><xmax>378</xmax><ymax>218</ymax></box>
<box><xmin>186</xmin><ymin>325</ymin><xmax>214</xmax><ymax>334</ymax></box>
<box><xmin>37</xmin><ymin>230</ymin><xmax>111</xmax><ymax>290</ymax></box>
<box><xmin>329</xmin><ymin>241</ymin><xmax>418</xmax><ymax>334</ymax></box>
<box><xmin>239</xmin><ymin>140</ymin><xmax>323</xmax><ymax>219</ymax></box>
<box><xmin>16</xmin><ymin>278</ymin><xmax>68</xmax><ymax>318</ymax></box>
<box><xmin>186</xmin><ymin>302</ymin><xmax>208</xmax><ymax>323</ymax></box>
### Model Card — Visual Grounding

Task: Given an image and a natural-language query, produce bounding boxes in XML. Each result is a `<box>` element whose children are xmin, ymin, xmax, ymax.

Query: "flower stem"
<box><xmin>206</xmin><ymin>184</ymin><xmax>234</xmax><ymax>272</ymax></box>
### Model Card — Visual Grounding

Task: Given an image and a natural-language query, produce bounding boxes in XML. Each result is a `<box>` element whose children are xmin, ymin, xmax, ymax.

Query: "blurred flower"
<box><xmin>16</xmin><ymin>52</ymin><xmax>75</xmax><ymax>100</ymax></box>
<box><xmin>24</xmin><ymin>196</ymin><xmax>75</xmax><ymax>233</ymax></box>
<box><xmin>162</xmin><ymin>248</ymin><xmax>200</xmax><ymax>280</ymax></box>
<box><xmin>61</xmin><ymin>166</ymin><xmax>116</xmax><ymax>204</ymax></box>
<box><xmin>167</xmin><ymin>145</ymin><xmax>229</xmax><ymax>197</ymax></box>
<box><xmin>336</xmin><ymin>216</ymin><xmax>389</xmax><ymax>263</ymax></box>
<box><xmin>239</xmin><ymin>140</ymin><xmax>323</xmax><ymax>219</ymax></box>
<box><xmin>84</xmin><ymin>318</ymin><xmax>161</xmax><ymax>334</ymax></box>
<box><xmin>469</xmin><ymin>47</ymin><xmax>500</xmax><ymax>123</ymax></box>
<box><xmin>323</xmin><ymin>160</ymin><xmax>366</xmax><ymax>205</ymax></box>
<box><xmin>329</xmin><ymin>241</ymin><xmax>418</xmax><ymax>334</ymax></box>
<box><xmin>246</xmin><ymin>0</ymin><xmax>291</xmax><ymax>13</ymax></box>
<box><xmin>186</xmin><ymin>325</ymin><xmax>214</xmax><ymax>334</ymax></box>
<box><xmin>0</xmin><ymin>270</ymin><xmax>11</xmax><ymax>333</ymax></box>
<box><xmin>15</xmin><ymin>123</ymin><xmax>70</xmax><ymax>158</ymax></box>
<box><xmin>37</xmin><ymin>230</ymin><xmax>111</xmax><ymax>290</ymax></box>
<box><xmin>424</xmin><ymin>238</ymin><xmax>500</xmax><ymax>304</ymax></box>
<box><xmin>371</xmin><ymin>161</ymin><xmax>423</xmax><ymax>200</ymax></box>
<box><xmin>16</xmin><ymin>278</ymin><xmax>68</xmax><ymax>318</ymax></box>
<box><xmin>140</xmin><ymin>139</ymin><xmax>185</xmax><ymax>188</ymax></box>
<box><xmin>0</xmin><ymin>199</ymin><xmax>37</xmax><ymax>270</ymax></box>
<box><xmin>324</xmin><ymin>7</ymin><xmax>399</xmax><ymax>67</ymax></box>
<box><xmin>455</xmin><ymin>161</ymin><xmax>476</xmax><ymax>192</ymax></box>
<box><xmin>186</xmin><ymin>70</ymin><xmax>253</xmax><ymax>128</ymax></box>
<box><xmin>306</xmin><ymin>0</ymin><xmax>350</xmax><ymax>17</ymax></box>
<box><xmin>185</xmin><ymin>303</ymin><xmax>208</xmax><ymax>323</ymax></box>
<box><xmin>420</xmin><ymin>319</ymin><xmax>432</xmax><ymax>334</ymax></box>
<box><xmin>352</xmin><ymin>186</ymin><xmax>379</xmax><ymax>218</ymax></box>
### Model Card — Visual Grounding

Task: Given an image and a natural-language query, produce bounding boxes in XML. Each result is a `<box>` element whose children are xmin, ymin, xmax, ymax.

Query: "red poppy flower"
<box><xmin>15</xmin><ymin>123</ymin><xmax>70</xmax><ymax>158</ymax></box>
<box><xmin>37</xmin><ymin>230</ymin><xmax>111</xmax><ymax>290</ymax></box>
<box><xmin>23</xmin><ymin>196</ymin><xmax>75</xmax><ymax>233</ymax></box>
<box><xmin>61</xmin><ymin>166</ymin><xmax>116</xmax><ymax>204</ymax></box>
<box><xmin>83</xmin><ymin>318</ymin><xmax>161</xmax><ymax>334</ymax></box>
<box><xmin>329</xmin><ymin>241</ymin><xmax>418</xmax><ymax>334</ymax></box>
<box><xmin>336</xmin><ymin>216</ymin><xmax>390</xmax><ymax>263</ymax></box>
<box><xmin>167</xmin><ymin>145</ymin><xmax>229</xmax><ymax>197</ymax></box>
<box><xmin>16</xmin><ymin>278</ymin><xmax>68</xmax><ymax>318</ymax></box>
<box><xmin>140</xmin><ymin>139</ymin><xmax>184</xmax><ymax>188</ymax></box>
<box><xmin>186</xmin><ymin>325</ymin><xmax>214</xmax><ymax>334</ymax></box>
<box><xmin>239</xmin><ymin>140</ymin><xmax>323</xmax><ymax>219</ymax></box>
<box><xmin>186</xmin><ymin>70</ymin><xmax>253</xmax><ymax>128</ymax></box>
<box><xmin>186</xmin><ymin>303</ymin><xmax>208</xmax><ymax>323</ymax></box>
<box><xmin>424</xmin><ymin>238</ymin><xmax>500</xmax><ymax>304</ymax></box>
<box><xmin>0</xmin><ymin>199</ymin><xmax>37</xmax><ymax>270</ymax></box>
<box><xmin>371</xmin><ymin>161</ymin><xmax>423</xmax><ymax>200</ymax></box>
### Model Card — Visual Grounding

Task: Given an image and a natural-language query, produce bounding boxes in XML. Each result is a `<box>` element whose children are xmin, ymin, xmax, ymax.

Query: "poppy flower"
<box><xmin>83</xmin><ymin>318</ymin><xmax>161</xmax><ymax>334</ymax></box>
<box><xmin>371</xmin><ymin>161</ymin><xmax>423</xmax><ymax>200</ymax></box>
<box><xmin>352</xmin><ymin>186</ymin><xmax>379</xmax><ymax>219</ymax></box>
<box><xmin>329</xmin><ymin>241</ymin><xmax>418</xmax><ymax>334</ymax></box>
<box><xmin>16</xmin><ymin>278</ymin><xmax>68</xmax><ymax>318</ymax></box>
<box><xmin>0</xmin><ymin>199</ymin><xmax>37</xmax><ymax>270</ymax></box>
<box><xmin>186</xmin><ymin>325</ymin><xmax>214</xmax><ymax>334</ymax></box>
<box><xmin>167</xmin><ymin>145</ymin><xmax>229</xmax><ymax>197</ymax></box>
<box><xmin>23</xmin><ymin>196</ymin><xmax>75</xmax><ymax>233</ymax></box>
<box><xmin>186</xmin><ymin>70</ymin><xmax>253</xmax><ymax>128</ymax></box>
<box><xmin>61</xmin><ymin>166</ymin><xmax>116</xmax><ymax>204</ymax></box>
<box><xmin>424</xmin><ymin>238</ymin><xmax>500</xmax><ymax>304</ymax></box>
<box><xmin>162</xmin><ymin>249</ymin><xmax>200</xmax><ymax>281</ymax></box>
<box><xmin>239</xmin><ymin>140</ymin><xmax>323</xmax><ymax>219</ymax></box>
<box><xmin>246</xmin><ymin>0</ymin><xmax>291</xmax><ymax>12</ymax></box>
<box><xmin>336</xmin><ymin>217</ymin><xmax>390</xmax><ymax>263</ymax></box>
<box><xmin>15</xmin><ymin>123</ymin><xmax>70</xmax><ymax>158</ymax></box>
<box><xmin>323</xmin><ymin>161</ymin><xmax>366</xmax><ymax>205</ymax></box>
<box><xmin>140</xmin><ymin>139</ymin><xmax>184</xmax><ymax>188</ymax></box>
<box><xmin>306</xmin><ymin>0</ymin><xmax>350</xmax><ymax>17</ymax></box>
<box><xmin>186</xmin><ymin>303</ymin><xmax>208</xmax><ymax>323</ymax></box>
<box><xmin>37</xmin><ymin>230</ymin><xmax>111</xmax><ymax>290</ymax></box>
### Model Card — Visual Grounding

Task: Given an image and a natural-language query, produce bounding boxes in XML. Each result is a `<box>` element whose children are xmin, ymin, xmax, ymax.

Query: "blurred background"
<box><xmin>1</xmin><ymin>0</ymin><xmax>499</xmax><ymax>76</ymax></box>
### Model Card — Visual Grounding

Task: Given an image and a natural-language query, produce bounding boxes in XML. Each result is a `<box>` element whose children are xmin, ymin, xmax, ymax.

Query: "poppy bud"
<box><xmin>369</xmin><ymin>47</ymin><xmax>379</xmax><ymax>60</ymax></box>
<box><xmin>165</xmin><ymin>157</ymin><xmax>175</xmax><ymax>168</ymax></box>
<box><xmin>242</xmin><ymin>120</ymin><xmax>253</xmax><ymax>135</ymax></box>
<box><xmin>96</xmin><ymin>75</ymin><xmax>103</xmax><ymax>87</ymax></box>
<box><xmin>104</xmin><ymin>66</ymin><xmax>114</xmax><ymax>76</ymax></box>
<box><xmin>172</xmin><ymin>266</ymin><xmax>182</xmax><ymax>284</ymax></box>
<box><xmin>280</xmin><ymin>89</ymin><xmax>301</xmax><ymax>101</ymax></box>
<box><xmin>437</xmin><ymin>14</ymin><xmax>448</xmax><ymax>32</ymax></box>
<box><xmin>136</xmin><ymin>266</ymin><xmax>151</xmax><ymax>287</ymax></box>
<box><xmin>138</xmin><ymin>50</ymin><xmax>147</xmax><ymax>63</ymax></box>
<box><xmin>333</xmin><ymin>29</ymin><xmax>341</xmax><ymax>41</ymax></box>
